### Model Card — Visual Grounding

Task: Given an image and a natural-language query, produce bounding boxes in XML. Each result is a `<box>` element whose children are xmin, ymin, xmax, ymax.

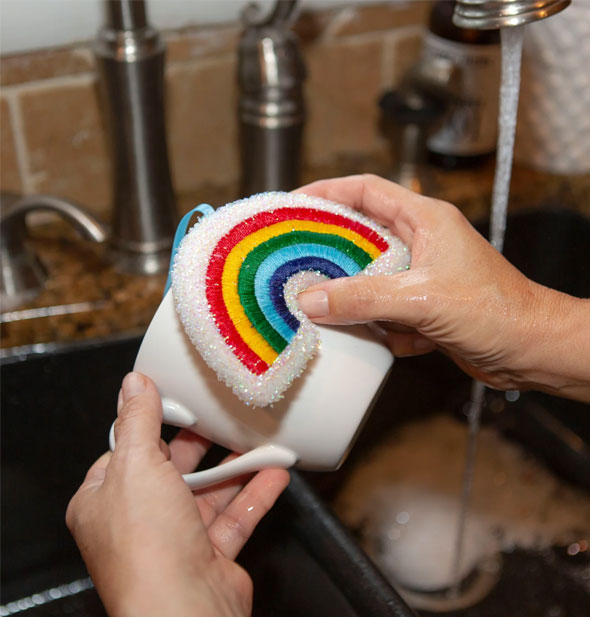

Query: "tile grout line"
<box><xmin>381</xmin><ymin>25</ymin><xmax>426</xmax><ymax>90</ymax></box>
<box><xmin>321</xmin><ymin>6</ymin><xmax>358</xmax><ymax>42</ymax></box>
<box><xmin>318</xmin><ymin>23</ymin><xmax>426</xmax><ymax>53</ymax></box>
<box><xmin>164</xmin><ymin>52</ymin><xmax>236</xmax><ymax>77</ymax></box>
<box><xmin>1</xmin><ymin>71</ymin><xmax>96</xmax><ymax>95</ymax></box>
<box><xmin>381</xmin><ymin>32</ymin><xmax>397</xmax><ymax>91</ymax></box>
<box><xmin>2</xmin><ymin>55</ymin><xmax>238</xmax><ymax>86</ymax></box>
<box><xmin>4</xmin><ymin>90</ymin><xmax>34</xmax><ymax>194</ymax></box>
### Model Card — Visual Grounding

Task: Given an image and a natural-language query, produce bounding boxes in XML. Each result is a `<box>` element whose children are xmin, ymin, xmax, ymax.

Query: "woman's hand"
<box><xmin>66</xmin><ymin>372</ymin><xmax>290</xmax><ymax>617</ymax></box>
<box><xmin>296</xmin><ymin>175</ymin><xmax>590</xmax><ymax>401</ymax></box>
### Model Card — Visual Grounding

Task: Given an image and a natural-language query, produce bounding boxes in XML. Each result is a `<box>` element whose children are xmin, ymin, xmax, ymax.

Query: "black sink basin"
<box><xmin>2</xmin><ymin>208</ymin><xmax>589</xmax><ymax>616</ymax></box>
<box><xmin>1</xmin><ymin>336</ymin><xmax>140</xmax><ymax>613</ymax></box>
<box><xmin>1</xmin><ymin>339</ymin><xmax>413</xmax><ymax>617</ymax></box>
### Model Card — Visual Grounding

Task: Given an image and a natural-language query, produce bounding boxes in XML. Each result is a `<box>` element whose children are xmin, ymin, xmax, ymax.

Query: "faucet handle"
<box><xmin>0</xmin><ymin>193</ymin><xmax>107</xmax><ymax>311</ymax></box>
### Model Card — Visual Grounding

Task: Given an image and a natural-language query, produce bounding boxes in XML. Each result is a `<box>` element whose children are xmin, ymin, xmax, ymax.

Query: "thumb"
<box><xmin>113</xmin><ymin>372</ymin><xmax>163</xmax><ymax>452</ymax></box>
<box><xmin>297</xmin><ymin>273</ymin><xmax>429</xmax><ymax>328</ymax></box>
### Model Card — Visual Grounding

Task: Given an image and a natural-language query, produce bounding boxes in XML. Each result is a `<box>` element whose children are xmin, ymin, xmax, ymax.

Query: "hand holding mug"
<box><xmin>68</xmin><ymin>372</ymin><xmax>289</xmax><ymax>617</ymax></box>
<box><xmin>295</xmin><ymin>174</ymin><xmax>590</xmax><ymax>401</ymax></box>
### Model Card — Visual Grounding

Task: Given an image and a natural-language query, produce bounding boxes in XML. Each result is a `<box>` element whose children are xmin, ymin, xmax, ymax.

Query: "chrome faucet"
<box><xmin>238</xmin><ymin>0</ymin><xmax>306</xmax><ymax>195</ymax></box>
<box><xmin>452</xmin><ymin>0</ymin><xmax>570</xmax><ymax>29</ymax></box>
<box><xmin>94</xmin><ymin>0</ymin><xmax>178</xmax><ymax>274</ymax></box>
<box><xmin>1</xmin><ymin>1</ymin><xmax>179</xmax><ymax>311</ymax></box>
<box><xmin>0</xmin><ymin>194</ymin><xmax>107</xmax><ymax>312</ymax></box>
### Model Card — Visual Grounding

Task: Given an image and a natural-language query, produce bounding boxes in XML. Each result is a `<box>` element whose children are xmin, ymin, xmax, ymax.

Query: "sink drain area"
<box><xmin>398</xmin><ymin>552</ymin><xmax>502</xmax><ymax>613</ymax></box>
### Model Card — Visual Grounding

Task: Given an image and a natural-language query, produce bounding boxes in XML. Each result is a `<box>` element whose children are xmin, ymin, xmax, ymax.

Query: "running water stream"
<box><xmin>450</xmin><ymin>25</ymin><xmax>526</xmax><ymax>595</ymax></box>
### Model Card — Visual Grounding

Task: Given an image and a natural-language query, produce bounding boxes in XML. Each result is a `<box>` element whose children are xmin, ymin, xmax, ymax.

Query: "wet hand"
<box><xmin>296</xmin><ymin>175</ymin><xmax>590</xmax><ymax>400</ymax></box>
<box><xmin>66</xmin><ymin>372</ymin><xmax>290</xmax><ymax>617</ymax></box>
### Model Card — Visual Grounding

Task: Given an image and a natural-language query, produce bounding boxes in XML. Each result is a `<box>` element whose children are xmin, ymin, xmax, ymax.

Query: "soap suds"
<box><xmin>334</xmin><ymin>415</ymin><xmax>590</xmax><ymax>590</ymax></box>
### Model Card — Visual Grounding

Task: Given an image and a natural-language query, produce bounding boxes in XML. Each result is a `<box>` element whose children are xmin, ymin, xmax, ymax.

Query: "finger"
<box><xmin>113</xmin><ymin>372</ymin><xmax>163</xmax><ymax>451</ymax></box>
<box><xmin>66</xmin><ymin>451</ymin><xmax>113</xmax><ymax>533</ymax></box>
<box><xmin>385</xmin><ymin>332</ymin><xmax>436</xmax><ymax>357</ymax></box>
<box><xmin>193</xmin><ymin>453</ymin><xmax>254</xmax><ymax>528</ymax></box>
<box><xmin>169</xmin><ymin>429</ymin><xmax>212</xmax><ymax>474</ymax></box>
<box><xmin>295</xmin><ymin>174</ymin><xmax>427</xmax><ymax>245</ymax></box>
<box><xmin>208</xmin><ymin>468</ymin><xmax>290</xmax><ymax>561</ymax></box>
<box><xmin>81</xmin><ymin>451</ymin><xmax>112</xmax><ymax>491</ymax></box>
<box><xmin>294</xmin><ymin>175</ymin><xmax>373</xmax><ymax>210</ymax></box>
<box><xmin>159</xmin><ymin>439</ymin><xmax>171</xmax><ymax>461</ymax></box>
<box><xmin>297</xmin><ymin>271</ymin><xmax>431</xmax><ymax>328</ymax></box>
<box><xmin>368</xmin><ymin>320</ymin><xmax>416</xmax><ymax>336</ymax></box>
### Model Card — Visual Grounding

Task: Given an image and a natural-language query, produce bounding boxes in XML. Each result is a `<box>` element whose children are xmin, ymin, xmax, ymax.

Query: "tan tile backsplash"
<box><xmin>387</xmin><ymin>31</ymin><xmax>424</xmax><ymax>88</ymax></box>
<box><xmin>19</xmin><ymin>78</ymin><xmax>110</xmax><ymax>214</ymax></box>
<box><xmin>0</xmin><ymin>97</ymin><xmax>22</xmax><ymax>193</ymax></box>
<box><xmin>327</xmin><ymin>1</ymin><xmax>430</xmax><ymax>37</ymax></box>
<box><xmin>0</xmin><ymin>47</ymin><xmax>94</xmax><ymax>87</ymax></box>
<box><xmin>0</xmin><ymin>2</ymin><xmax>429</xmax><ymax>220</ymax></box>
<box><xmin>165</xmin><ymin>25</ymin><xmax>240</xmax><ymax>64</ymax></box>
<box><xmin>305</xmin><ymin>38</ymin><xmax>385</xmax><ymax>165</ymax></box>
<box><xmin>166</xmin><ymin>57</ymin><xmax>239</xmax><ymax>195</ymax></box>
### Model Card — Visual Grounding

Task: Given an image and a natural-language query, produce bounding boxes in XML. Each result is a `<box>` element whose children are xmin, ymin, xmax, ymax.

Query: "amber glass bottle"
<box><xmin>424</xmin><ymin>0</ymin><xmax>501</xmax><ymax>169</ymax></box>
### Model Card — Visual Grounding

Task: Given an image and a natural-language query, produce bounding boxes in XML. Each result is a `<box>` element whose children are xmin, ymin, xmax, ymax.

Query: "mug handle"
<box><xmin>108</xmin><ymin>397</ymin><xmax>298</xmax><ymax>490</ymax></box>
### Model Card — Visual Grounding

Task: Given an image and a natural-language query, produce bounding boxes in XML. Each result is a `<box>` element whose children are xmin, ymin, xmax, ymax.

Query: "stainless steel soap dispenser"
<box><xmin>238</xmin><ymin>0</ymin><xmax>306</xmax><ymax>196</ymax></box>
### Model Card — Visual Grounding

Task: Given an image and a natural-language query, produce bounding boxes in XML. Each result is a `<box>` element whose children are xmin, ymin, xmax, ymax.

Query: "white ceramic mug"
<box><xmin>110</xmin><ymin>290</ymin><xmax>393</xmax><ymax>489</ymax></box>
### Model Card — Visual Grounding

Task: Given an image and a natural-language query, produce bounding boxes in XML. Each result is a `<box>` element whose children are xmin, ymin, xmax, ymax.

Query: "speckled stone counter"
<box><xmin>1</xmin><ymin>162</ymin><xmax>588</xmax><ymax>350</ymax></box>
<box><xmin>0</xmin><ymin>189</ymin><xmax>236</xmax><ymax>350</ymax></box>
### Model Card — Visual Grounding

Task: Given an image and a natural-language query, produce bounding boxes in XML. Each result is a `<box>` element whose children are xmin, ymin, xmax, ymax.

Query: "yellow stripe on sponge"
<box><xmin>221</xmin><ymin>220</ymin><xmax>382</xmax><ymax>365</ymax></box>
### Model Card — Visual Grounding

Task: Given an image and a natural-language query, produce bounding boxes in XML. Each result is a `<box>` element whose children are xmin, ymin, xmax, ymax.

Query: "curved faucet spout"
<box><xmin>2</xmin><ymin>194</ymin><xmax>107</xmax><ymax>243</ymax></box>
<box><xmin>0</xmin><ymin>194</ymin><xmax>107</xmax><ymax>311</ymax></box>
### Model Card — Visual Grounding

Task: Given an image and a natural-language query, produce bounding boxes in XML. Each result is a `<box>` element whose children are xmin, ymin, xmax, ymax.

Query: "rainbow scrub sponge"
<box><xmin>171</xmin><ymin>192</ymin><xmax>410</xmax><ymax>407</ymax></box>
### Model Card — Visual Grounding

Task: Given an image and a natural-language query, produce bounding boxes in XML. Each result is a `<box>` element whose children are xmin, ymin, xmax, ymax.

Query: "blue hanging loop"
<box><xmin>164</xmin><ymin>203</ymin><xmax>214</xmax><ymax>296</ymax></box>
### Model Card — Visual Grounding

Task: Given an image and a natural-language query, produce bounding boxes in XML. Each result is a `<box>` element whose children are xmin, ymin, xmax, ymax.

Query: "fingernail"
<box><xmin>298</xmin><ymin>290</ymin><xmax>329</xmax><ymax>318</ymax></box>
<box><xmin>122</xmin><ymin>372</ymin><xmax>146</xmax><ymax>401</ymax></box>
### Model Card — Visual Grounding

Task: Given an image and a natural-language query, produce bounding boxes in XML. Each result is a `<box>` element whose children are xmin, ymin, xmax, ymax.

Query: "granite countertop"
<box><xmin>2</xmin><ymin>161</ymin><xmax>588</xmax><ymax>351</ymax></box>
